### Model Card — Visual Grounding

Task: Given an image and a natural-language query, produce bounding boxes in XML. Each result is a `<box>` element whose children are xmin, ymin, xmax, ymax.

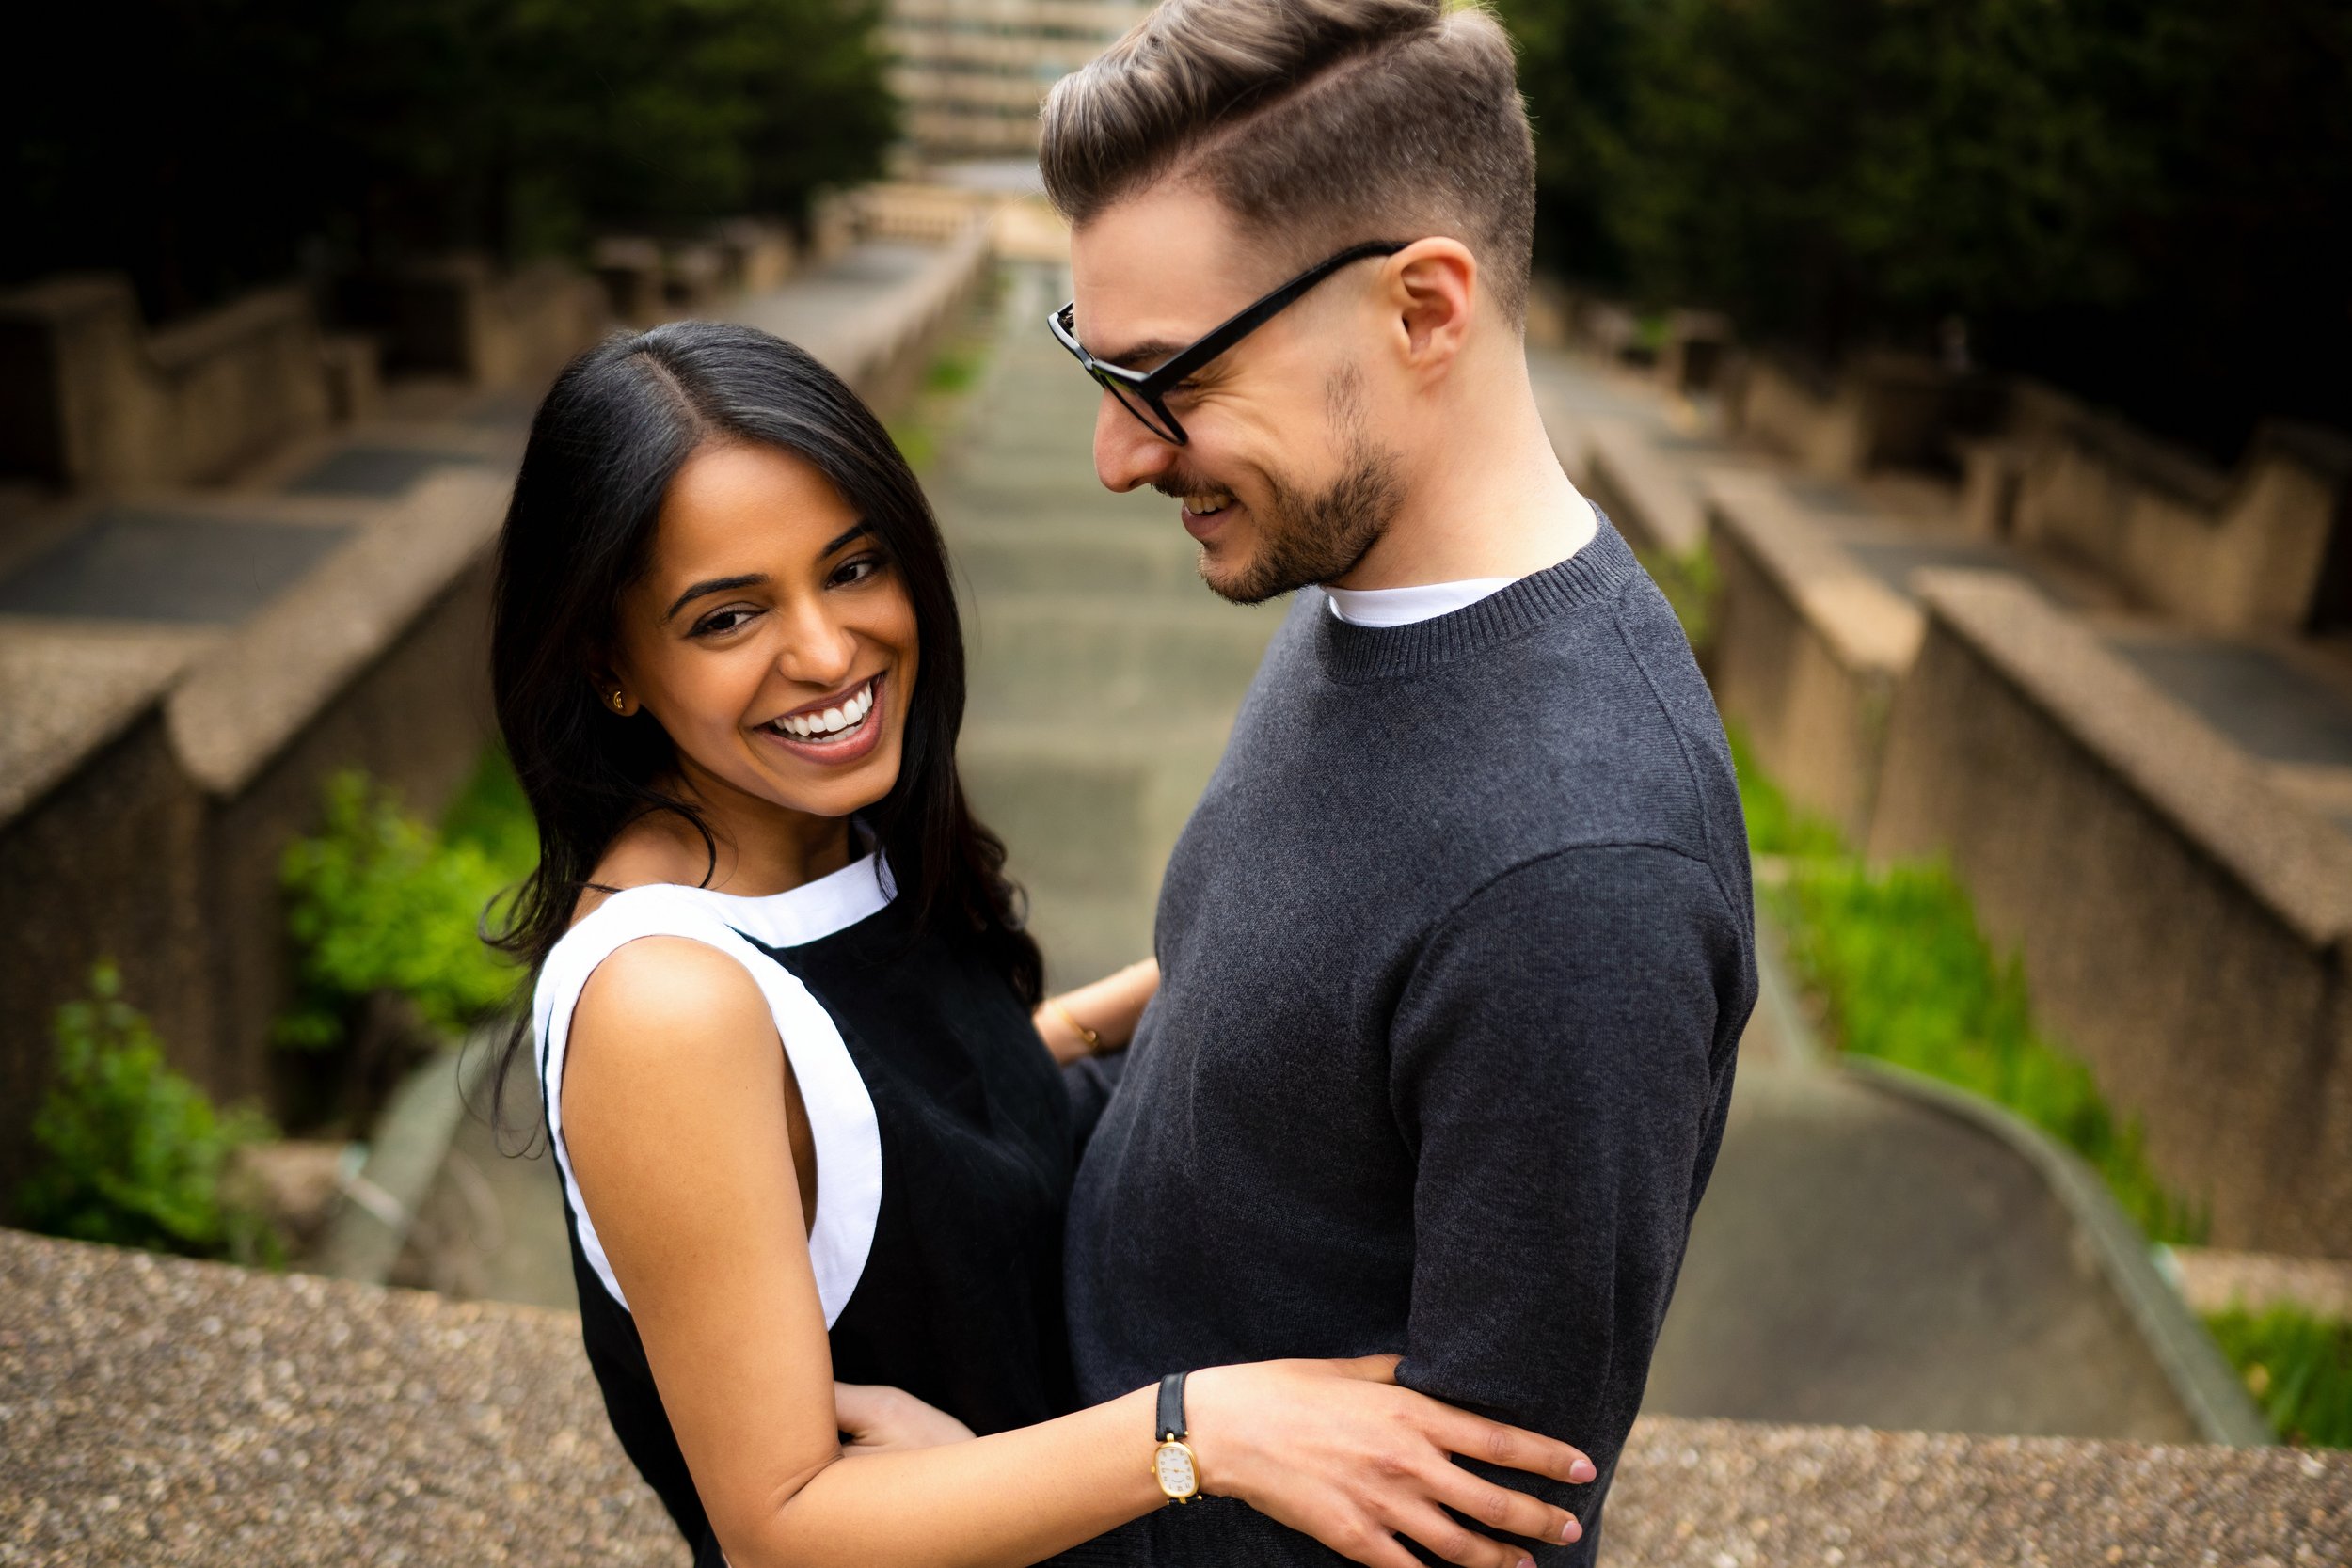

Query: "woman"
<box><xmin>486</xmin><ymin>321</ymin><xmax>1589</xmax><ymax>1568</ymax></box>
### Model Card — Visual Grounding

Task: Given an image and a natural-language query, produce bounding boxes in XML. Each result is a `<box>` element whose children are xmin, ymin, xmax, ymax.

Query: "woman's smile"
<box><xmin>755</xmin><ymin>671</ymin><xmax>888</xmax><ymax>767</ymax></box>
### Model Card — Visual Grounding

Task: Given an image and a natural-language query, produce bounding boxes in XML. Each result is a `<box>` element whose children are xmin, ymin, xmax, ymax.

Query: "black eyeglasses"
<box><xmin>1048</xmin><ymin>240</ymin><xmax>1410</xmax><ymax>446</ymax></box>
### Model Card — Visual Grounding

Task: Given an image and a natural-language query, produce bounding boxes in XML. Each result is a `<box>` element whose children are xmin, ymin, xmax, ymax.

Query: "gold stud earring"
<box><xmin>611</xmin><ymin>691</ymin><xmax>627</xmax><ymax>712</ymax></box>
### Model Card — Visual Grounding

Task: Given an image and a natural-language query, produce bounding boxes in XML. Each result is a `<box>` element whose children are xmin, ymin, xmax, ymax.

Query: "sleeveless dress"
<box><xmin>532</xmin><ymin>849</ymin><xmax>1081</xmax><ymax>1565</ymax></box>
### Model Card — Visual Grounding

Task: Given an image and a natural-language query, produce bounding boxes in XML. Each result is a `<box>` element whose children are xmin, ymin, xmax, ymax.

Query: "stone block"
<box><xmin>662</xmin><ymin>244</ymin><xmax>726</xmax><ymax>317</ymax></box>
<box><xmin>1704</xmin><ymin>471</ymin><xmax>1923</xmax><ymax>842</ymax></box>
<box><xmin>384</xmin><ymin>255</ymin><xmax>607</xmax><ymax>386</ymax></box>
<box><xmin>592</xmin><ymin>237</ymin><xmax>665</xmax><ymax>329</ymax></box>
<box><xmin>2006</xmin><ymin>394</ymin><xmax>2351</xmax><ymax>636</ymax></box>
<box><xmin>712</xmin><ymin>219</ymin><xmax>796</xmax><ymax>293</ymax></box>
<box><xmin>1868</xmin><ymin>570</ymin><xmax>2352</xmax><ymax>1257</ymax></box>
<box><xmin>1584</xmin><ymin>418</ymin><xmax>1707</xmax><ymax>560</ymax></box>
<box><xmin>0</xmin><ymin>276</ymin><xmax>333</xmax><ymax>492</ymax></box>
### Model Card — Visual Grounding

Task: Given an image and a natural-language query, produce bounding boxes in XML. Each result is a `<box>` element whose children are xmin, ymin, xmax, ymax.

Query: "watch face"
<box><xmin>1153</xmin><ymin>1439</ymin><xmax>1199</xmax><ymax>1500</ymax></box>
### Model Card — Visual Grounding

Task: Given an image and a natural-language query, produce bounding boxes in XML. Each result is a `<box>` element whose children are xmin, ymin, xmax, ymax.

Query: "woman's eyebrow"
<box><xmin>664</xmin><ymin>573</ymin><xmax>768</xmax><ymax>623</ymax></box>
<box><xmin>660</xmin><ymin>525</ymin><xmax>873</xmax><ymax>623</ymax></box>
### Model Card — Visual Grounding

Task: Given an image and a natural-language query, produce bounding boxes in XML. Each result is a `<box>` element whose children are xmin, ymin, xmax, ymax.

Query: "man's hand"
<box><xmin>834</xmin><ymin>1381</ymin><xmax>977</xmax><ymax>1454</ymax></box>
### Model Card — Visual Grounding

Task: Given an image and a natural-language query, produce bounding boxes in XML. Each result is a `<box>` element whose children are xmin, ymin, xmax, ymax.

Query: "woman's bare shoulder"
<box><xmin>568</xmin><ymin>812</ymin><xmax>717</xmax><ymax>931</ymax></box>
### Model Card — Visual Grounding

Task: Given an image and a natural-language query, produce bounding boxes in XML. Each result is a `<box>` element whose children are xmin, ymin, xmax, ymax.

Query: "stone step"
<box><xmin>949</xmin><ymin>521</ymin><xmax>1208</xmax><ymax>596</ymax></box>
<box><xmin>961</xmin><ymin>594</ymin><xmax>1285</xmax><ymax>723</ymax></box>
<box><xmin>958</xmin><ymin>718</ymin><xmax>1234</xmax><ymax>906</ymax></box>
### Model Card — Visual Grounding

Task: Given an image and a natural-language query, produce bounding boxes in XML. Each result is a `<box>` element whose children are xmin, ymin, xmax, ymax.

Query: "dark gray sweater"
<box><xmin>1062</xmin><ymin>516</ymin><xmax>1755</xmax><ymax>1567</ymax></box>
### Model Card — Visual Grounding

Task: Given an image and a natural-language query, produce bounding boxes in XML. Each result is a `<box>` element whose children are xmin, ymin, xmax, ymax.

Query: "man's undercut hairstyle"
<box><xmin>1040</xmin><ymin>0</ymin><xmax>1536</xmax><ymax>322</ymax></box>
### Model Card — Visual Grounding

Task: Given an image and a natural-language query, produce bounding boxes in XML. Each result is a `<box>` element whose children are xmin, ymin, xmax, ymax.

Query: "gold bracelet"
<box><xmin>1043</xmin><ymin>996</ymin><xmax>1104</xmax><ymax>1056</ymax></box>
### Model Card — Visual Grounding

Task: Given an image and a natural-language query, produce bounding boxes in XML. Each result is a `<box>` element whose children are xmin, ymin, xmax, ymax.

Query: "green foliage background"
<box><xmin>278</xmin><ymin>758</ymin><xmax>534</xmax><ymax>1053</ymax></box>
<box><xmin>4</xmin><ymin>0</ymin><xmax>895</xmax><ymax>320</ymax></box>
<box><xmin>1498</xmin><ymin>0</ymin><xmax>2352</xmax><ymax>460</ymax></box>
<box><xmin>17</xmin><ymin>964</ymin><xmax>278</xmax><ymax>1261</ymax></box>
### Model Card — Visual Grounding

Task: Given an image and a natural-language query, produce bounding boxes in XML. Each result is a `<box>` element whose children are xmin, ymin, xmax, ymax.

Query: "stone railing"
<box><xmin>373</xmin><ymin>254</ymin><xmax>609</xmax><ymax>385</ymax></box>
<box><xmin>1738</xmin><ymin>348</ymin><xmax>1990</xmax><ymax>482</ymax></box>
<box><xmin>1868</xmin><ymin>570</ymin><xmax>2352</xmax><ymax>1258</ymax></box>
<box><xmin>2</xmin><ymin>1227</ymin><xmax>2342</xmax><ymax>1566</ymax></box>
<box><xmin>0</xmin><ymin>277</ymin><xmax>342</xmax><ymax>491</ymax></box>
<box><xmin>1967</xmin><ymin>386</ymin><xmax>2352</xmax><ymax>637</ymax></box>
<box><xmin>1702</xmin><ymin>470</ymin><xmax>1924</xmax><ymax>842</ymax></box>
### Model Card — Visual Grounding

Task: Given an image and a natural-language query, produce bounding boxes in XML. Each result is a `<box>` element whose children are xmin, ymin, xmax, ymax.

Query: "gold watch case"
<box><xmin>1152</xmin><ymin>1436</ymin><xmax>1200</xmax><ymax>1503</ymax></box>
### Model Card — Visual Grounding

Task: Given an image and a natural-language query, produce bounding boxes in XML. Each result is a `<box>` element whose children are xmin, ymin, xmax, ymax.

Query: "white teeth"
<box><xmin>772</xmin><ymin>678</ymin><xmax>875</xmax><ymax>741</ymax></box>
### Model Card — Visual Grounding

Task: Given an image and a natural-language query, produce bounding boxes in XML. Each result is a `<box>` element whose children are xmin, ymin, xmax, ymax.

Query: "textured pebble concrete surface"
<box><xmin>5</xmin><ymin>1228</ymin><xmax>2349</xmax><ymax>1564</ymax></box>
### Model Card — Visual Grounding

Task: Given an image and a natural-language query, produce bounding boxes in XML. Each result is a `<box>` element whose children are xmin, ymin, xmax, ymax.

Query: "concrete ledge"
<box><xmin>167</xmin><ymin>467</ymin><xmax>507</xmax><ymax>797</ymax></box>
<box><xmin>1998</xmin><ymin>382</ymin><xmax>2350</xmax><ymax>637</ymax></box>
<box><xmin>0</xmin><ymin>620</ymin><xmax>215</xmax><ymax>822</ymax></box>
<box><xmin>1869</xmin><ymin>569</ymin><xmax>2352</xmax><ymax>1257</ymax></box>
<box><xmin>1704</xmin><ymin>470</ymin><xmax>1923</xmax><ymax>838</ymax></box>
<box><xmin>1584</xmin><ymin>418</ymin><xmax>1705</xmax><ymax>559</ymax></box>
<box><xmin>0</xmin><ymin>277</ymin><xmax>335</xmax><ymax>491</ymax></box>
<box><xmin>3</xmin><ymin>1227</ymin><xmax>2344</xmax><ymax>1567</ymax></box>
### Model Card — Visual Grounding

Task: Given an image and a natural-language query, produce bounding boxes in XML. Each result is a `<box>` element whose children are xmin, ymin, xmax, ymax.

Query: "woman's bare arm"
<box><xmin>1033</xmin><ymin>958</ymin><xmax>1159</xmax><ymax>1066</ymax></box>
<box><xmin>566</xmin><ymin>939</ymin><xmax>1590</xmax><ymax>1568</ymax></box>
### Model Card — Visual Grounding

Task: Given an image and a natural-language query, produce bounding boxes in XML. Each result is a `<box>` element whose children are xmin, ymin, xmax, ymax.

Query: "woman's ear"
<box><xmin>590</xmin><ymin>662</ymin><xmax>638</xmax><ymax>717</ymax></box>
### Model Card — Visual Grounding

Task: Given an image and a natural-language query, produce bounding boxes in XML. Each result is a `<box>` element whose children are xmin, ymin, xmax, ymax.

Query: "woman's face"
<box><xmin>606</xmin><ymin>439</ymin><xmax>919</xmax><ymax>823</ymax></box>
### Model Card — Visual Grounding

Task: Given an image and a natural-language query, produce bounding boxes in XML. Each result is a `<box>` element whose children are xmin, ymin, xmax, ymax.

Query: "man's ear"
<box><xmin>1387</xmin><ymin>238</ymin><xmax>1479</xmax><ymax>372</ymax></box>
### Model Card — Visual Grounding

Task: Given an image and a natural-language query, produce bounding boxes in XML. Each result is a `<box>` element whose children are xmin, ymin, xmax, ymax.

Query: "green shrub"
<box><xmin>2205</xmin><ymin>1306</ymin><xmax>2352</xmax><ymax>1449</ymax></box>
<box><xmin>1733</xmin><ymin>732</ymin><xmax>2205</xmax><ymax>1243</ymax></box>
<box><xmin>17</xmin><ymin>964</ymin><xmax>278</xmax><ymax>1261</ymax></box>
<box><xmin>1636</xmin><ymin>540</ymin><xmax>1720</xmax><ymax>656</ymax></box>
<box><xmin>277</xmin><ymin>770</ymin><xmax>523</xmax><ymax>1051</ymax></box>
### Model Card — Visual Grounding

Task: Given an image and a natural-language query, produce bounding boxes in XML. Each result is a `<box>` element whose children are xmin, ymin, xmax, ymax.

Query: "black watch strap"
<box><xmin>1156</xmin><ymin>1371</ymin><xmax>1188</xmax><ymax>1441</ymax></box>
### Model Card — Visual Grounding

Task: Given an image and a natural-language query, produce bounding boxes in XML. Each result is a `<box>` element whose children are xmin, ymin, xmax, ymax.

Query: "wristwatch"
<box><xmin>1152</xmin><ymin>1371</ymin><xmax>1202</xmax><ymax>1504</ymax></box>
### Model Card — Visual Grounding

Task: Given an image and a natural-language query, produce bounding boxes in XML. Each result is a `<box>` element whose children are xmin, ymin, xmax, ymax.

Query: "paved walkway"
<box><xmin>934</xmin><ymin>261</ymin><xmax>1288</xmax><ymax>987</ymax></box>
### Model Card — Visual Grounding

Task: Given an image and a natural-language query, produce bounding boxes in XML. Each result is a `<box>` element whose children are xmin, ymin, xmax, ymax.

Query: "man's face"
<box><xmin>1069</xmin><ymin>184</ymin><xmax>1406</xmax><ymax>603</ymax></box>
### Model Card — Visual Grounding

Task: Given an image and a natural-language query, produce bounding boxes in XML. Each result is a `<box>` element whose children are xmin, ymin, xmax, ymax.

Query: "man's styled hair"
<box><xmin>1039</xmin><ymin>0</ymin><xmax>1536</xmax><ymax>321</ymax></box>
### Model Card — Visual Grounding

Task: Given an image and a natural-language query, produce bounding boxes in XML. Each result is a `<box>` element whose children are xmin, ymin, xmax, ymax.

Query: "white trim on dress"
<box><xmin>531</xmin><ymin>854</ymin><xmax>892</xmax><ymax>1326</ymax></box>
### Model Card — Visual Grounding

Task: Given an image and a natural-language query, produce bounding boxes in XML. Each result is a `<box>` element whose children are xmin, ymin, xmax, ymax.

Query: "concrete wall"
<box><xmin>380</xmin><ymin>256</ymin><xmax>608</xmax><ymax>386</ymax></box>
<box><xmin>1868</xmin><ymin>572</ymin><xmax>2352</xmax><ymax>1258</ymax></box>
<box><xmin>1982</xmin><ymin>389</ymin><xmax>2352</xmax><ymax>637</ymax></box>
<box><xmin>1704</xmin><ymin>471</ymin><xmax>1923</xmax><ymax>842</ymax></box>
<box><xmin>1739</xmin><ymin>350</ymin><xmax>1978</xmax><ymax>482</ymax></box>
<box><xmin>0</xmin><ymin>472</ymin><xmax>509</xmax><ymax>1200</ymax></box>
<box><xmin>0</xmin><ymin>277</ymin><xmax>334</xmax><ymax>491</ymax></box>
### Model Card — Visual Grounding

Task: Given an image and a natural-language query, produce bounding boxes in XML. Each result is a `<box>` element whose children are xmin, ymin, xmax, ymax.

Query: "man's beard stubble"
<box><xmin>1168</xmin><ymin>368</ymin><xmax>1406</xmax><ymax>606</ymax></box>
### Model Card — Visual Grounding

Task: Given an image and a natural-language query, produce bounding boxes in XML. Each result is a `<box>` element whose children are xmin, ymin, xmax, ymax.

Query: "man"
<box><xmin>1044</xmin><ymin>2</ymin><xmax>1756</xmax><ymax>1564</ymax></box>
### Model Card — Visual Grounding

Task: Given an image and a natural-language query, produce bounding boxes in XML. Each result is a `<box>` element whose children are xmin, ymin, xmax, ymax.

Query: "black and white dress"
<box><xmin>533</xmin><ymin>849</ymin><xmax>1081</xmax><ymax>1565</ymax></box>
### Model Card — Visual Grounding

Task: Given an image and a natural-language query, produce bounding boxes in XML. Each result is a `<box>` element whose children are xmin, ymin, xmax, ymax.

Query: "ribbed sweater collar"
<box><xmin>1311</xmin><ymin>514</ymin><xmax>1640</xmax><ymax>683</ymax></box>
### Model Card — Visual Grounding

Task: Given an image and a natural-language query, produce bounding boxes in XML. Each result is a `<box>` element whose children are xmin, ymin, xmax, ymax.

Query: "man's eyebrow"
<box><xmin>664</xmin><ymin>574</ymin><xmax>767</xmax><ymax>624</ymax></box>
<box><xmin>1099</xmin><ymin>339</ymin><xmax>1188</xmax><ymax>372</ymax></box>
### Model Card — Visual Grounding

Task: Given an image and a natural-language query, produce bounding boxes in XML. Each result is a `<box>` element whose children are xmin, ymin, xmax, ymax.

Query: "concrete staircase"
<box><xmin>935</xmin><ymin>261</ymin><xmax>1287</xmax><ymax>988</ymax></box>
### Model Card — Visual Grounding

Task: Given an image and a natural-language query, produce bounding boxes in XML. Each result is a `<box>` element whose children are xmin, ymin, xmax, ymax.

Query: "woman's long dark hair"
<box><xmin>484</xmin><ymin>321</ymin><xmax>1042</xmax><ymax>1121</ymax></box>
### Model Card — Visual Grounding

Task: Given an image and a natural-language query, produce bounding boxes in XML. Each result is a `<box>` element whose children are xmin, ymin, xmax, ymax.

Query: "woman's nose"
<box><xmin>771</xmin><ymin>603</ymin><xmax>860</xmax><ymax>689</ymax></box>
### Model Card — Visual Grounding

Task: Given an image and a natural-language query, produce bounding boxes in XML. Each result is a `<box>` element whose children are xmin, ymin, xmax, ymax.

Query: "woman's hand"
<box><xmin>834</xmin><ymin>1381</ymin><xmax>976</xmax><ymax>1455</ymax></box>
<box><xmin>1185</xmin><ymin>1355</ymin><xmax>1593</xmax><ymax>1568</ymax></box>
<box><xmin>1033</xmin><ymin>958</ymin><xmax>1159</xmax><ymax>1066</ymax></box>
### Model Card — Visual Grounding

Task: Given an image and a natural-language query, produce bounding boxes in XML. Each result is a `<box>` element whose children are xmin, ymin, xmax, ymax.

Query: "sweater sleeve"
<box><xmin>1387</xmin><ymin>842</ymin><xmax>1743</xmax><ymax>1560</ymax></box>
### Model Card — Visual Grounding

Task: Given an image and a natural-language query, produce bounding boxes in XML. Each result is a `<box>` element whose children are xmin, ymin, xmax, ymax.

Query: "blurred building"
<box><xmin>886</xmin><ymin>0</ymin><xmax>1148</xmax><ymax>158</ymax></box>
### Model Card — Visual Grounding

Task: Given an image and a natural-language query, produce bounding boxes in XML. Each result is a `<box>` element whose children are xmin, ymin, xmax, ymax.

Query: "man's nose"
<box><xmin>1092</xmin><ymin>394</ymin><xmax>1177</xmax><ymax>494</ymax></box>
